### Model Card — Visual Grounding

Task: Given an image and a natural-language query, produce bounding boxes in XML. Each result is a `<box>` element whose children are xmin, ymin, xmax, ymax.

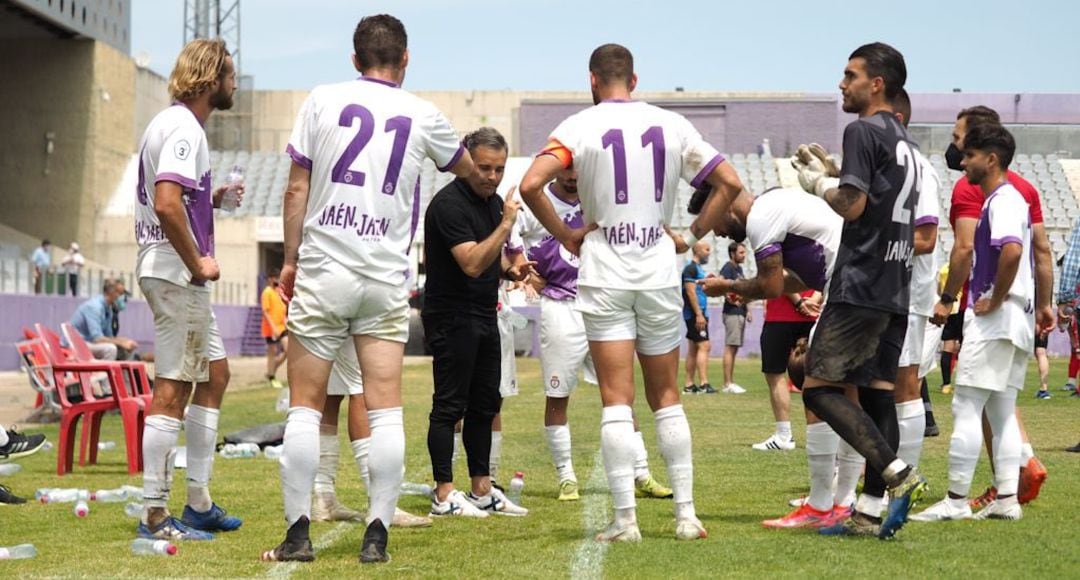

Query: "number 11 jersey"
<box><xmin>544</xmin><ymin>100</ymin><xmax>724</xmax><ymax>290</ymax></box>
<box><xmin>829</xmin><ymin>111</ymin><xmax>919</xmax><ymax>315</ymax></box>
<box><xmin>287</xmin><ymin>76</ymin><xmax>464</xmax><ymax>284</ymax></box>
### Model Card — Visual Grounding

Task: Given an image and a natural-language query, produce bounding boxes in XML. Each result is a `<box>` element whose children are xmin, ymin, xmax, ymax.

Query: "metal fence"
<box><xmin>0</xmin><ymin>258</ymin><xmax>251</xmax><ymax>305</ymax></box>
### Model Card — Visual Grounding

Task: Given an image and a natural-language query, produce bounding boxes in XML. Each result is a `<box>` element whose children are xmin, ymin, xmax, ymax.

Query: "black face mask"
<box><xmin>945</xmin><ymin>143</ymin><xmax>964</xmax><ymax>171</ymax></box>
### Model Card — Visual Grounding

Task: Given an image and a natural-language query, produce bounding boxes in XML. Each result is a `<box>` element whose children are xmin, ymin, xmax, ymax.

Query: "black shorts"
<box><xmin>941</xmin><ymin>312</ymin><xmax>964</xmax><ymax>342</ymax></box>
<box><xmin>265</xmin><ymin>330</ymin><xmax>289</xmax><ymax>345</ymax></box>
<box><xmin>1035</xmin><ymin>331</ymin><xmax>1048</xmax><ymax>350</ymax></box>
<box><xmin>760</xmin><ymin>321</ymin><xmax>816</xmax><ymax>374</ymax></box>
<box><xmin>684</xmin><ymin>317</ymin><xmax>710</xmax><ymax>343</ymax></box>
<box><xmin>805</xmin><ymin>303</ymin><xmax>906</xmax><ymax>386</ymax></box>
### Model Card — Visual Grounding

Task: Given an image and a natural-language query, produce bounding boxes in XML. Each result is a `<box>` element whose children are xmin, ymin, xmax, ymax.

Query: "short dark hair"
<box><xmin>893</xmin><ymin>88</ymin><xmax>912</xmax><ymax>128</ymax></box>
<box><xmin>964</xmin><ymin>123</ymin><xmax>1016</xmax><ymax>170</ymax></box>
<box><xmin>957</xmin><ymin>105</ymin><xmax>1001</xmax><ymax>134</ymax></box>
<box><xmin>268</xmin><ymin>267</ymin><xmax>281</xmax><ymax>278</ymax></box>
<box><xmin>728</xmin><ymin>242</ymin><xmax>744</xmax><ymax>257</ymax></box>
<box><xmin>589</xmin><ymin>43</ymin><xmax>634</xmax><ymax>86</ymax></box>
<box><xmin>849</xmin><ymin>42</ymin><xmax>906</xmax><ymax>100</ymax></box>
<box><xmin>41</xmin><ymin>239</ymin><xmax>50</xmax><ymax>246</ymax></box>
<box><xmin>463</xmin><ymin>127</ymin><xmax>507</xmax><ymax>155</ymax></box>
<box><xmin>353</xmin><ymin>14</ymin><xmax>407</xmax><ymax>71</ymax></box>
<box><xmin>102</xmin><ymin>277</ymin><xmax>123</xmax><ymax>294</ymax></box>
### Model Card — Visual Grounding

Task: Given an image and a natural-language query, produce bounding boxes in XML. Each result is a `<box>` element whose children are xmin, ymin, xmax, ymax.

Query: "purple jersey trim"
<box><xmin>286</xmin><ymin>144</ymin><xmax>313</xmax><ymax>171</ymax></box>
<box><xmin>992</xmin><ymin>236</ymin><xmax>1022</xmax><ymax>248</ymax></box>
<box><xmin>357</xmin><ymin>76</ymin><xmax>400</xmax><ymax>88</ymax></box>
<box><xmin>156</xmin><ymin>172</ymin><xmax>199</xmax><ymax>190</ymax></box>
<box><xmin>690</xmin><ymin>154</ymin><xmax>725</xmax><ymax>188</ymax></box>
<box><xmin>914</xmin><ymin>215</ymin><xmax>939</xmax><ymax>226</ymax></box>
<box><xmin>436</xmin><ymin>144</ymin><xmax>465</xmax><ymax>172</ymax></box>
<box><xmin>754</xmin><ymin>243</ymin><xmax>782</xmax><ymax>262</ymax></box>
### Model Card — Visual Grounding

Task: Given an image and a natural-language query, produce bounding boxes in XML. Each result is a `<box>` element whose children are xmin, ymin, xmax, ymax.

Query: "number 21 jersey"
<box><xmin>287</xmin><ymin>77</ymin><xmax>464</xmax><ymax>284</ymax></box>
<box><xmin>546</xmin><ymin>100</ymin><xmax>724</xmax><ymax>290</ymax></box>
<box><xmin>829</xmin><ymin>111</ymin><xmax>919</xmax><ymax>315</ymax></box>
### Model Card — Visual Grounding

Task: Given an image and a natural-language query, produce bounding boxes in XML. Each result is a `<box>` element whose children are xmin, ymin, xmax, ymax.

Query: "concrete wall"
<box><xmin>133</xmin><ymin>66</ymin><xmax>169</xmax><ymax>144</ymax></box>
<box><xmin>0</xmin><ymin>293</ymin><xmax>250</xmax><ymax>371</ymax></box>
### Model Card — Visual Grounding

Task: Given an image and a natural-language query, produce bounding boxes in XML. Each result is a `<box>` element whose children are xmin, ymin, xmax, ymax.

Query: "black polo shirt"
<box><xmin>422</xmin><ymin>178</ymin><xmax>505</xmax><ymax>318</ymax></box>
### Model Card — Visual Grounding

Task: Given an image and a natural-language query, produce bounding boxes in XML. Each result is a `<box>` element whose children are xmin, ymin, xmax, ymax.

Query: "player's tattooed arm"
<box><xmin>824</xmin><ymin>185</ymin><xmax>867</xmax><ymax>221</ymax></box>
<box><xmin>782</xmin><ymin>269</ymin><xmax>809</xmax><ymax>293</ymax></box>
<box><xmin>728</xmin><ymin>252</ymin><xmax>784</xmax><ymax>300</ymax></box>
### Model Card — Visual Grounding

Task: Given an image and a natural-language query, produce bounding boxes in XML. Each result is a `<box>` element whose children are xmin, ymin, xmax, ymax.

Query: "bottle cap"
<box><xmin>165</xmin><ymin>544</ymin><xmax>178</xmax><ymax>556</ymax></box>
<box><xmin>514</xmin><ymin>471</ymin><xmax>524</xmax><ymax>479</ymax></box>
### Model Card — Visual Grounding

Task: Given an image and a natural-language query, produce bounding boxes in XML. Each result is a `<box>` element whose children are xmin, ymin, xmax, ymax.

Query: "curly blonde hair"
<box><xmin>168</xmin><ymin>38</ymin><xmax>230</xmax><ymax>102</ymax></box>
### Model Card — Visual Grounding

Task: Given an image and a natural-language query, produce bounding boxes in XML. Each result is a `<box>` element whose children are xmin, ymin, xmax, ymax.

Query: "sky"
<box><xmin>132</xmin><ymin>0</ymin><xmax>1080</xmax><ymax>93</ymax></box>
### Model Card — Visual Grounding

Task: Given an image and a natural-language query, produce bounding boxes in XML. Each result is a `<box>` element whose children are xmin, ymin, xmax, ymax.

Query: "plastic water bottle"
<box><xmin>219</xmin><ymin>443</ymin><xmax>259</xmax><ymax>458</ymax></box>
<box><xmin>121</xmin><ymin>485</ymin><xmax>143</xmax><ymax>500</ymax></box>
<box><xmin>0</xmin><ymin>464</ymin><xmax>22</xmax><ymax>476</ymax></box>
<box><xmin>91</xmin><ymin>488</ymin><xmax>127</xmax><ymax>502</ymax></box>
<box><xmin>131</xmin><ymin>538</ymin><xmax>177</xmax><ymax>556</ymax></box>
<box><xmin>0</xmin><ymin>544</ymin><xmax>37</xmax><ymax>559</ymax></box>
<box><xmin>42</xmin><ymin>442</ymin><xmax>53</xmax><ymax>451</ymax></box>
<box><xmin>219</xmin><ymin>165</ymin><xmax>244</xmax><ymax>212</ymax></box>
<box><xmin>40</xmin><ymin>488</ymin><xmax>82</xmax><ymax>503</ymax></box>
<box><xmin>97</xmin><ymin>441</ymin><xmax>117</xmax><ymax>451</ymax></box>
<box><xmin>275</xmin><ymin>390</ymin><xmax>289</xmax><ymax>413</ymax></box>
<box><xmin>73</xmin><ymin>495</ymin><xmax>89</xmax><ymax>517</ymax></box>
<box><xmin>399</xmin><ymin>481</ymin><xmax>433</xmax><ymax>497</ymax></box>
<box><xmin>263</xmin><ymin>445</ymin><xmax>283</xmax><ymax>460</ymax></box>
<box><xmin>125</xmin><ymin>502</ymin><xmax>143</xmax><ymax>518</ymax></box>
<box><xmin>508</xmin><ymin>471</ymin><xmax>525</xmax><ymax>504</ymax></box>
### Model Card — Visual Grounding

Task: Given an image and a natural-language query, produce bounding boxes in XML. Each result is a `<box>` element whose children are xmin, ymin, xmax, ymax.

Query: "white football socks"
<box><xmin>654</xmin><ymin>404</ymin><xmax>695</xmax><ymax>521</ymax></box>
<box><xmin>984</xmin><ymin>390</ymin><xmax>1021</xmax><ymax>496</ymax></box>
<box><xmin>776</xmin><ymin>421</ymin><xmax>793</xmax><ymax>441</ymax></box>
<box><xmin>367</xmin><ymin>407</ymin><xmax>404</xmax><ymax>528</ymax></box>
<box><xmin>281</xmin><ymin>406</ymin><xmax>321</xmax><ymax>528</ymax></box>
<box><xmin>947</xmin><ymin>386</ymin><xmax>987</xmax><ymax>498</ymax></box>
<box><xmin>489</xmin><ymin>430</ymin><xmax>503</xmax><ymax>483</ymax></box>
<box><xmin>805</xmin><ymin>422</ymin><xmax>839</xmax><ymax>512</ymax></box>
<box><xmin>545</xmin><ymin>424</ymin><xmax>576</xmax><ymax>483</ymax></box>
<box><xmin>834</xmin><ymin>438</ymin><xmax>864</xmax><ymax>507</ymax></box>
<box><xmin>895</xmin><ymin>400</ymin><xmax>926</xmax><ymax>468</ymax></box>
<box><xmin>143</xmin><ymin>415</ymin><xmax>182</xmax><ymax>510</ymax></box>
<box><xmin>314</xmin><ymin>432</ymin><xmax>339</xmax><ymax>495</ymax></box>
<box><xmin>600</xmin><ymin>405</ymin><xmax>637</xmax><ymax>518</ymax></box>
<box><xmin>351</xmin><ymin>437</ymin><xmax>372</xmax><ymax>489</ymax></box>
<box><xmin>630</xmin><ymin>429</ymin><xmax>651</xmax><ymax>482</ymax></box>
<box><xmin>184</xmin><ymin>405</ymin><xmax>219</xmax><ymax>512</ymax></box>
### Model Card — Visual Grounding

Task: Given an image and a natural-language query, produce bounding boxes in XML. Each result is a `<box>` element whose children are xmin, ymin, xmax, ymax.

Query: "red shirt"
<box><xmin>948</xmin><ymin>169</ymin><xmax>1043</xmax><ymax>226</ymax></box>
<box><xmin>948</xmin><ymin>169</ymin><xmax>1043</xmax><ymax>310</ymax></box>
<box><xmin>764</xmin><ymin>290</ymin><xmax>818</xmax><ymax>323</ymax></box>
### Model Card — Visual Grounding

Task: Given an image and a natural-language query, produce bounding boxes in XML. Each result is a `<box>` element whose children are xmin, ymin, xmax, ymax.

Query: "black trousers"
<box><xmin>424</xmin><ymin>313</ymin><xmax>503</xmax><ymax>483</ymax></box>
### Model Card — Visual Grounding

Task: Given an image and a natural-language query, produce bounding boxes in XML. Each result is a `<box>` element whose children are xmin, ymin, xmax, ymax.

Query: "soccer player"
<box><xmin>512</xmin><ymin>167</ymin><xmax>672</xmax><ymax>502</ymax></box>
<box><xmin>313</xmin><ymin>344</ymin><xmax>432</xmax><ymax>527</ymax></box>
<box><xmin>261</xmin><ymin>268</ymin><xmax>288</xmax><ymax>389</ymax></box>
<box><xmin>930</xmin><ymin>106</ymin><xmax>1052</xmax><ymax>508</ymax></box>
<box><xmin>520</xmin><ymin>43</ymin><xmax>746</xmax><ymax>542</ymax></box>
<box><xmin>698</xmin><ymin>186</ymin><xmax>845</xmax><ymax>528</ymax></box>
<box><xmin>912</xmin><ymin>124</ymin><xmax>1032</xmax><ymax>522</ymax></box>
<box><xmin>264</xmin><ymin>15</ymin><xmax>473</xmax><ymax>563</ymax></box>
<box><xmin>133</xmin><ymin>38</ymin><xmax>242</xmax><ymax>541</ymax></box>
<box><xmin>682</xmin><ymin>241</ymin><xmax>716</xmax><ymax>394</ymax></box>
<box><xmin>791</xmin><ymin>42</ymin><xmax>927</xmax><ymax>539</ymax></box>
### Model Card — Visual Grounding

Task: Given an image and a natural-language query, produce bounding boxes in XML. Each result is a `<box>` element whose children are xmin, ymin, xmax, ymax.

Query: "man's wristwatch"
<box><xmin>940</xmin><ymin>292</ymin><xmax>956</xmax><ymax>305</ymax></box>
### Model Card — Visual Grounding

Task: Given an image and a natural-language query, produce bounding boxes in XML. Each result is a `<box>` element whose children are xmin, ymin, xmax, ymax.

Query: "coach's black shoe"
<box><xmin>359</xmin><ymin>518</ymin><xmax>390</xmax><ymax>563</ymax></box>
<box><xmin>683</xmin><ymin>384</ymin><xmax>700</xmax><ymax>394</ymax></box>
<box><xmin>0</xmin><ymin>428</ymin><xmax>47</xmax><ymax>461</ymax></box>
<box><xmin>260</xmin><ymin>516</ymin><xmax>314</xmax><ymax>562</ymax></box>
<box><xmin>1067</xmin><ymin>440</ymin><xmax>1080</xmax><ymax>453</ymax></box>
<box><xmin>924</xmin><ymin>423</ymin><xmax>940</xmax><ymax>438</ymax></box>
<box><xmin>699</xmin><ymin>383</ymin><xmax>718</xmax><ymax>394</ymax></box>
<box><xmin>0</xmin><ymin>484</ymin><xmax>27</xmax><ymax>505</ymax></box>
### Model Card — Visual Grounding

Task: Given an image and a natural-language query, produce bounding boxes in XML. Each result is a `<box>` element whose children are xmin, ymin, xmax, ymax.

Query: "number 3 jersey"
<box><xmin>544</xmin><ymin>100</ymin><xmax>723</xmax><ymax>290</ymax></box>
<box><xmin>134</xmin><ymin>104</ymin><xmax>214</xmax><ymax>286</ymax></box>
<box><xmin>829</xmin><ymin>111</ymin><xmax>919</xmax><ymax>315</ymax></box>
<box><xmin>287</xmin><ymin>77</ymin><xmax>464</xmax><ymax>284</ymax></box>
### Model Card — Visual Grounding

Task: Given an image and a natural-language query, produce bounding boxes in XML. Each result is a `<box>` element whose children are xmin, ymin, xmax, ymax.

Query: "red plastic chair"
<box><xmin>33</xmin><ymin>324</ymin><xmax>129</xmax><ymax>475</ymax></box>
<box><xmin>15</xmin><ymin>339</ymin><xmax>65</xmax><ymax>421</ymax></box>
<box><xmin>61</xmin><ymin>323</ymin><xmax>152</xmax><ymax>472</ymax></box>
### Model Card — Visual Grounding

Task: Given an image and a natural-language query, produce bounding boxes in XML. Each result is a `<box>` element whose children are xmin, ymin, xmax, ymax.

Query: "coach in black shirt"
<box><xmin>422</xmin><ymin>127</ymin><xmax>532</xmax><ymax>514</ymax></box>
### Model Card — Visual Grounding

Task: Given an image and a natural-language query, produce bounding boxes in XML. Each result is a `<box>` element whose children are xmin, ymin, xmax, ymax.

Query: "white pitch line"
<box><xmin>266</xmin><ymin>522</ymin><xmax>352</xmax><ymax>578</ymax></box>
<box><xmin>570</xmin><ymin>449</ymin><xmax>610</xmax><ymax>580</ymax></box>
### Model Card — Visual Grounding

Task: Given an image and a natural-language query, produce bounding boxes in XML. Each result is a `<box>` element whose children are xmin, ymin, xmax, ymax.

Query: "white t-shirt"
<box><xmin>964</xmin><ymin>183</ymin><xmax>1034</xmax><ymax>350</ymax></box>
<box><xmin>547</xmin><ymin>100</ymin><xmax>723</xmax><ymax>290</ymax></box>
<box><xmin>135</xmin><ymin>104</ymin><xmax>215</xmax><ymax>286</ymax></box>
<box><xmin>287</xmin><ymin>77</ymin><xmax>463</xmax><ymax>285</ymax></box>
<box><xmin>511</xmin><ymin>183</ymin><xmax>583</xmax><ymax>301</ymax></box>
<box><xmin>744</xmin><ymin>188</ymin><xmax>842</xmax><ymax>293</ymax></box>
<box><xmin>909</xmin><ymin>153</ymin><xmax>941</xmax><ymax>317</ymax></box>
<box><xmin>63</xmin><ymin>252</ymin><xmax>85</xmax><ymax>275</ymax></box>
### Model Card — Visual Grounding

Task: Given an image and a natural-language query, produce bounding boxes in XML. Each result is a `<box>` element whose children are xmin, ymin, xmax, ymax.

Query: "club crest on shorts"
<box><xmin>549</xmin><ymin>375</ymin><xmax>561</xmax><ymax>390</ymax></box>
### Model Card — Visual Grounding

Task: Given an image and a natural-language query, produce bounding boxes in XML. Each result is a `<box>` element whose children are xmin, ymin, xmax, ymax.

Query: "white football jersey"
<box><xmin>511</xmin><ymin>183</ymin><xmax>584</xmax><ymax>301</ymax></box>
<box><xmin>547</xmin><ymin>100</ymin><xmax>723</xmax><ymax>290</ymax></box>
<box><xmin>744</xmin><ymin>188</ymin><xmax>842</xmax><ymax>292</ymax></box>
<box><xmin>964</xmin><ymin>183</ymin><xmax>1035</xmax><ymax>351</ymax></box>
<box><xmin>288</xmin><ymin>77</ymin><xmax>463</xmax><ymax>284</ymax></box>
<box><xmin>134</xmin><ymin>104</ymin><xmax>214</xmax><ymax>286</ymax></box>
<box><xmin>909</xmin><ymin>152</ymin><xmax>941</xmax><ymax>317</ymax></box>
